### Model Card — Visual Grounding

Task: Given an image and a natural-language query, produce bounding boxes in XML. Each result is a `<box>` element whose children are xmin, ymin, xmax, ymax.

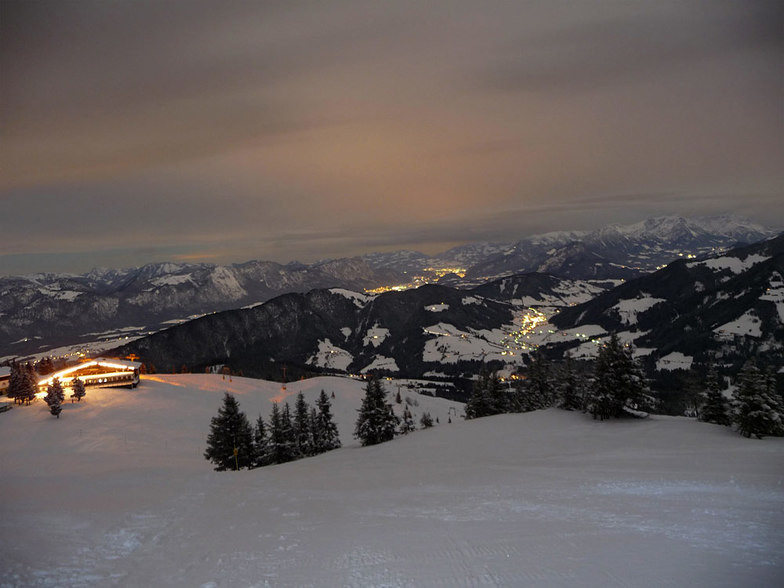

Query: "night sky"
<box><xmin>1</xmin><ymin>1</ymin><xmax>782</xmax><ymax>276</ymax></box>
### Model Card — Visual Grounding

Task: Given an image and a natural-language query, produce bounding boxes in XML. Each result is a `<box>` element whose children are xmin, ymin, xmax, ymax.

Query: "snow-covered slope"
<box><xmin>551</xmin><ymin>233</ymin><xmax>784</xmax><ymax>371</ymax></box>
<box><xmin>1</xmin><ymin>374</ymin><xmax>781</xmax><ymax>587</ymax></box>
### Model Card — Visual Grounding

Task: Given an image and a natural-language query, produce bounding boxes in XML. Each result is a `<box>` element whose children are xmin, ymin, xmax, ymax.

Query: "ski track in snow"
<box><xmin>1</xmin><ymin>376</ymin><xmax>783</xmax><ymax>587</ymax></box>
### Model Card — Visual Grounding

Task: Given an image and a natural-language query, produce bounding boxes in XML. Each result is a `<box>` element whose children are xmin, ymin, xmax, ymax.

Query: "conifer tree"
<box><xmin>309</xmin><ymin>406</ymin><xmax>320</xmax><ymax>451</ymax></box>
<box><xmin>522</xmin><ymin>350</ymin><xmax>554</xmax><ymax>411</ymax></box>
<box><xmin>698</xmin><ymin>367</ymin><xmax>730</xmax><ymax>426</ymax></box>
<box><xmin>465</xmin><ymin>371</ymin><xmax>501</xmax><ymax>419</ymax></box>
<box><xmin>21</xmin><ymin>363</ymin><xmax>38</xmax><ymax>405</ymax></box>
<box><xmin>267</xmin><ymin>402</ymin><xmax>286</xmax><ymax>464</ymax></box>
<box><xmin>253</xmin><ymin>414</ymin><xmax>269</xmax><ymax>468</ymax></box>
<box><xmin>278</xmin><ymin>402</ymin><xmax>299</xmax><ymax>462</ymax></box>
<box><xmin>732</xmin><ymin>361</ymin><xmax>783</xmax><ymax>439</ymax></box>
<box><xmin>313</xmin><ymin>390</ymin><xmax>341</xmax><ymax>453</ymax></box>
<box><xmin>420</xmin><ymin>411</ymin><xmax>434</xmax><ymax>428</ymax></box>
<box><xmin>264</xmin><ymin>403</ymin><xmax>298</xmax><ymax>464</ymax></box>
<box><xmin>204</xmin><ymin>392</ymin><xmax>254</xmax><ymax>471</ymax></box>
<box><xmin>586</xmin><ymin>334</ymin><xmax>653</xmax><ymax>420</ymax></box>
<box><xmin>7</xmin><ymin>360</ymin><xmax>21</xmax><ymax>403</ymax></box>
<box><xmin>354</xmin><ymin>377</ymin><xmax>399</xmax><ymax>446</ymax></box>
<box><xmin>399</xmin><ymin>407</ymin><xmax>416</xmax><ymax>434</ymax></box>
<box><xmin>71</xmin><ymin>377</ymin><xmax>86</xmax><ymax>403</ymax></box>
<box><xmin>557</xmin><ymin>357</ymin><xmax>584</xmax><ymax>411</ymax></box>
<box><xmin>293</xmin><ymin>392</ymin><xmax>313</xmax><ymax>457</ymax></box>
<box><xmin>44</xmin><ymin>378</ymin><xmax>65</xmax><ymax>418</ymax></box>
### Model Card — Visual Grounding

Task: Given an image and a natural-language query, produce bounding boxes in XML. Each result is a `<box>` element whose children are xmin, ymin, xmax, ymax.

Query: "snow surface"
<box><xmin>307</xmin><ymin>339</ymin><xmax>354</xmax><ymax>371</ymax></box>
<box><xmin>362</xmin><ymin>326</ymin><xmax>390</xmax><ymax>348</ymax></box>
<box><xmin>1</xmin><ymin>374</ymin><xmax>782</xmax><ymax>587</ymax></box>
<box><xmin>422</xmin><ymin>323</ymin><xmax>510</xmax><ymax>364</ymax></box>
<box><xmin>690</xmin><ymin>254</ymin><xmax>770</xmax><ymax>274</ymax></box>
<box><xmin>150</xmin><ymin>274</ymin><xmax>194</xmax><ymax>287</ymax></box>
<box><xmin>329</xmin><ymin>288</ymin><xmax>373</xmax><ymax>308</ymax></box>
<box><xmin>425</xmin><ymin>303</ymin><xmax>449</xmax><ymax>312</ymax></box>
<box><xmin>360</xmin><ymin>355</ymin><xmax>399</xmax><ymax>374</ymax></box>
<box><xmin>715</xmin><ymin>310</ymin><xmax>763</xmax><ymax>338</ymax></box>
<box><xmin>656</xmin><ymin>352</ymin><xmax>695</xmax><ymax>371</ymax></box>
<box><xmin>611</xmin><ymin>294</ymin><xmax>665</xmax><ymax>326</ymax></box>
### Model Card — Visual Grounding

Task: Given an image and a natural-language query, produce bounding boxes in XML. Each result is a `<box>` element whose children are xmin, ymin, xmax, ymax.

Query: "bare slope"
<box><xmin>1</xmin><ymin>375</ymin><xmax>782</xmax><ymax>587</ymax></box>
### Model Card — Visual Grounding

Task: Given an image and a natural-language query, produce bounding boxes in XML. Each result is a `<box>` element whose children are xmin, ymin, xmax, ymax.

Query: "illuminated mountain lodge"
<box><xmin>37</xmin><ymin>358</ymin><xmax>141</xmax><ymax>393</ymax></box>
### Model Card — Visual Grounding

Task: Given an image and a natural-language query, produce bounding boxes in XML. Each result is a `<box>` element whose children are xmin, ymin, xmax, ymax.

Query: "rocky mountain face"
<box><xmin>551</xmin><ymin>233</ymin><xmax>784</xmax><ymax>372</ymax></box>
<box><xmin>112</xmin><ymin>273</ymin><xmax>605</xmax><ymax>379</ymax></box>
<box><xmin>112</xmin><ymin>284</ymin><xmax>508</xmax><ymax>379</ymax></box>
<box><xmin>0</xmin><ymin>258</ymin><xmax>401</xmax><ymax>358</ymax></box>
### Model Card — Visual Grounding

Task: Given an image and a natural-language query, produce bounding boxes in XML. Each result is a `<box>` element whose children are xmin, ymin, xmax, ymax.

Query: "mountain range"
<box><xmin>112</xmin><ymin>232</ymin><xmax>784</xmax><ymax>388</ymax></box>
<box><xmin>1</xmin><ymin>215</ymin><xmax>776</xmax><ymax>360</ymax></box>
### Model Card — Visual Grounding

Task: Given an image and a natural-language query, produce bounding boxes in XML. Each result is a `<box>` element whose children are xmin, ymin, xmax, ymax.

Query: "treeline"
<box><xmin>465</xmin><ymin>333</ymin><xmax>784</xmax><ymax>440</ymax></box>
<box><xmin>204</xmin><ymin>390</ymin><xmax>341</xmax><ymax>471</ymax></box>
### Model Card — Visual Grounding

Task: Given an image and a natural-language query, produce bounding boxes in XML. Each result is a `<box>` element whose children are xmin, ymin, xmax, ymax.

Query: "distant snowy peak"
<box><xmin>525</xmin><ymin>230</ymin><xmax>588</xmax><ymax>247</ymax></box>
<box><xmin>586</xmin><ymin>215</ymin><xmax>773</xmax><ymax>246</ymax></box>
<box><xmin>435</xmin><ymin>242</ymin><xmax>510</xmax><ymax>266</ymax></box>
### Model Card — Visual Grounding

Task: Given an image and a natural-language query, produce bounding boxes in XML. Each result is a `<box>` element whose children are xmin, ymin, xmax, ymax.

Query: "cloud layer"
<box><xmin>1</xmin><ymin>0</ymin><xmax>781</xmax><ymax>274</ymax></box>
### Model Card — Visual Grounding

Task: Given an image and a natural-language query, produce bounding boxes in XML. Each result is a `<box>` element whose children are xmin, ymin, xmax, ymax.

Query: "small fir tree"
<box><xmin>464</xmin><ymin>371</ymin><xmax>501</xmax><ymax>419</ymax></box>
<box><xmin>420</xmin><ymin>411</ymin><xmax>434</xmax><ymax>428</ymax></box>
<box><xmin>399</xmin><ymin>407</ymin><xmax>416</xmax><ymax>434</ymax></box>
<box><xmin>313</xmin><ymin>390</ymin><xmax>341</xmax><ymax>453</ymax></box>
<box><xmin>7</xmin><ymin>360</ymin><xmax>21</xmax><ymax>403</ymax></box>
<box><xmin>279</xmin><ymin>403</ymin><xmax>299</xmax><ymax>462</ymax></box>
<box><xmin>44</xmin><ymin>378</ymin><xmax>65</xmax><ymax>418</ymax></box>
<box><xmin>732</xmin><ymin>361</ymin><xmax>783</xmax><ymax>439</ymax></box>
<box><xmin>267</xmin><ymin>402</ymin><xmax>286</xmax><ymax>464</ymax></box>
<box><xmin>557</xmin><ymin>357</ymin><xmax>584</xmax><ymax>411</ymax></box>
<box><xmin>253</xmin><ymin>414</ymin><xmax>269</xmax><ymax>468</ymax></box>
<box><xmin>71</xmin><ymin>377</ymin><xmax>86</xmax><ymax>403</ymax></box>
<box><xmin>204</xmin><ymin>392</ymin><xmax>254</xmax><ymax>471</ymax></box>
<box><xmin>522</xmin><ymin>350</ymin><xmax>554</xmax><ymax>411</ymax></box>
<box><xmin>293</xmin><ymin>392</ymin><xmax>313</xmax><ymax>457</ymax></box>
<box><xmin>354</xmin><ymin>377</ymin><xmax>399</xmax><ymax>446</ymax></box>
<box><xmin>21</xmin><ymin>363</ymin><xmax>38</xmax><ymax>405</ymax></box>
<box><xmin>586</xmin><ymin>334</ymin><xmax>653</xmax><ymax>420</ymax></box>
<box><xmin>698</xmin><ymin>367</ymin><xmax>731</xmax><ymax>426</ymax></box>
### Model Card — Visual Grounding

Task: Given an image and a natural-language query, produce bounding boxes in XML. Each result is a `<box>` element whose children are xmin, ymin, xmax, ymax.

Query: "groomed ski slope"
<box><xmin>1</xmin><ymin>374</ymin><xmax>782</xmax><ymax>587</ymax></box>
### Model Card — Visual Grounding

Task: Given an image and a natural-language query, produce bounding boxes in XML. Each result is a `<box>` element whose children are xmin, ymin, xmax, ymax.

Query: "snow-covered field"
<box><xmin>1</xmin><ymin>375</ymin><xmax>782</xmax><ymax>587</ymax></box>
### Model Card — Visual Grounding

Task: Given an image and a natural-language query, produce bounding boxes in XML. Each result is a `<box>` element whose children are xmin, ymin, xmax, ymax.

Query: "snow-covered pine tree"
<box><xmin>465</xmin><ymin>371</ymin><xmax>501</xmax><ymax>419</ymax></box>
<box><xmin>293</xmin><ymin>392</ymin><xmax>314</xmax><ymax>457</ymax></box>
<box><xmin>267</xmin><ymin>402</ymin><xmax>285</xmax><ymax>464</ymax></box>
<box><xmin>586</xmin><ymin>333</ymin><xmax>653</xmax><ymax>420</ymax></box>
<box><xmin>732</xmin><ymin>361</ymin><xmax>783</xmax><ymax>439</ymax></box>
<box><xmin>44</xmin><ymin>378</ymin><xmax>65</xmax><ymax>418</ymax></box>
<box><xmin>7</xmin><ymin>360</ymin><xmax>21</xmax><ymax>404</ymax></box>
<box><xmin>420</xmin><ymin>411</ymin><xmax>434</xmax><ymax>428</ymax></box>
<box><xmin>203</xmin><ymin>392</ymin><xmax>254</xmax><ymax>471</ymax></box>
<box><xmin>522</xmin><ymin>350</ymin><xmax>554</xmax><ymax>411</ymax></box>
<box><xmin>399</xmin><ymin>407</ymin><xmax>416</xmax><ymax>434</ymax></box>
<box><xmin>557</xmin><ymin>357</ymin><xmax>584</xmax><ymax>411</ymax></box>
<box><xmin>354</xmin><ymin>377</ymin><xmax>399</xmax><ymax>446</ymax></box>
<box><xmin>21</xmin><ymin>363</ymin><xmax>38</xmax><ymax>405</ymax></box>
<box><xmin>313</xmin><ymin>390</ymin><xmax>341</xmax><ymax>453</ymax></box>
<box><xmin>281</xmin><ymin>402</ymin><xmax>299</xmax><ymax>460</ymax></box>
<box><xmin>71</xmin><ymin>377</ymin><xmax>86</xmax><ymax>403</ymax></box>
<box><xmin>698</xmin><ymin>367</ymin><xmax>731</xmax><ymax>426</ymax></box>
<box><xmin>253</xmin><ymin>414</ymin><xmax>269</xmax><ymax>468</ymax></box>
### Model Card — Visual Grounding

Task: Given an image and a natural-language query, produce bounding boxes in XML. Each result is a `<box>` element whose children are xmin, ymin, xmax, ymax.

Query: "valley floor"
<box><xmin>1</xmin><ymin>375</ymin><xmax>782</xmax><ymax>587</ymax></box>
